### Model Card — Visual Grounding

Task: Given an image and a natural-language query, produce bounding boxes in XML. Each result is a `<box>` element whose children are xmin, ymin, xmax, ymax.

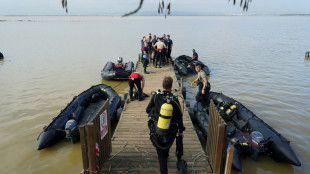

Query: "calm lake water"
<box><xmin>0</xmin><ymin>16</ymin><xmax>309</xmax><ymax>174</ymax></box>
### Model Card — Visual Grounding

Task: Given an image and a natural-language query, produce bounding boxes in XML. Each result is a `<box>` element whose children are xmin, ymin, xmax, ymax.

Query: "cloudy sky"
<box><xmin>0</xmin><ymin>0</ymin><xmax>309</xmax><ymax>16</ymax></box>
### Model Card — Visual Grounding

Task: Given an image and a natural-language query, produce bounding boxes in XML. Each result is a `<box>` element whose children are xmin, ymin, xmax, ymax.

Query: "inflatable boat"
<box><xmin>37</xmin><ymin>84</ymin><xmax>122</xmax><ymax>150</ymax></box>
<box><xmin>189</xmin><ymin>92</ymin><xmax>301</xmax><ymax>171</ymax></box>
<box><xmin>174</xmin><ymin>55</ymin><xmax>210</xmax><ymax>75</ymax></box>
<box><xmin>101</xmin><ymin>57</ymin><xmax>134</xmax><ymax>80</ymax></box>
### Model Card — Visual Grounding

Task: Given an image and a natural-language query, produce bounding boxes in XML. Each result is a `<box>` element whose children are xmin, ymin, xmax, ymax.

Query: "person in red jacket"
<box><xmin>128</xmin><ymin>72</ymin><xmax>145</xmax><ymax>101</ymax></box>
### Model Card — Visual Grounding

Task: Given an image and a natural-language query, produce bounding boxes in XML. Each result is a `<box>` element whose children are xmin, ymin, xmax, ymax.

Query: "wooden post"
<box><xmin>79</xmin><ymin>100</ymin><xmax>112</xmax><ymax>173</ymax></box>
<box><xmin>224</xmin><ymin>145</ymin><xmax>234</xmax><ymax>174</ymax></box>
<box><xmin>214</xmin><ymin>124</ymin><xmax>226</xmax><ymax>174</ymax></box>
<box><xmin>80</xmin><ymin>125</ymin><xmax>89</xmax><ymax>174</ymax></box>
<box><xmin>93</xmin><ymin>100</ymin><xmax>111</xmax><ymax>168</ymax></box>
<box><xmin>206</xmin><ymin>100</ymin><xmax>231</xmax><ymax>174</ymax></box>
<box><xmin>86</xmin><ymin>123</ymin><xmax>97</xmax><ymax>174</ymax></box>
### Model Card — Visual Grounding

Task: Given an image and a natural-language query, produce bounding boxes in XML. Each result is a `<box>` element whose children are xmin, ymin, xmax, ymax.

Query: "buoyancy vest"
<box><xmin>114</xmin><ymin>64</ymin><xmax>123</xmax><ymax>68</ymax></box>
<box><xmin>128</xmin><ymin>72</ymin><xmax>141</xmax><ymax>79</ymax></box>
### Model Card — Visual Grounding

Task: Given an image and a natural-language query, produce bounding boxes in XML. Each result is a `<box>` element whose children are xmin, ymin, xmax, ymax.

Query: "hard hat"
<box><xmin>117</xmin><ymin>57</ymin><xmax>123</xmax><ymax>64</ymax></box>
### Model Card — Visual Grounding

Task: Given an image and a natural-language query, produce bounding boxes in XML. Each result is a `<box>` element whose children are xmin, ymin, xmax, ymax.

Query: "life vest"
<box><xmin>114</xmin><ymin>64</ymin><xmax>123</xmax><ymax>68</ymax></box>
<box><xmin>128</xmin><ymin>72</ymin><xmax>141</xmax><ymax>80</ymax></box>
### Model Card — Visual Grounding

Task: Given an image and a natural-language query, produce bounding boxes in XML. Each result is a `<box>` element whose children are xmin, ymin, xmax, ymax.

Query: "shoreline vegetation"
<box><xmin>0</xmin><ymin>14</ymin><xmax>309</xmax><ymax>22</ymax></box>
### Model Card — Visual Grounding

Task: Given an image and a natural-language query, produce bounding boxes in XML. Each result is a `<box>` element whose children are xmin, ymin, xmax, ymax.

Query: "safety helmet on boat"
<box><xmin>117</xmin><ymin>57</ymin><xmax>123</xmax><ymax>64</ymax></box>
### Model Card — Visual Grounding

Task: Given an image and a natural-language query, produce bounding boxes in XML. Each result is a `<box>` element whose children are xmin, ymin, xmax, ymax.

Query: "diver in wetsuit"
<box><xmin>146</xmin><ymin>76</ymin><xmax>185</xmax><ymax>174</ymax></box>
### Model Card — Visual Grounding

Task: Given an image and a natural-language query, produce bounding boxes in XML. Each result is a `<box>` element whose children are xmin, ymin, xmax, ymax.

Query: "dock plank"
<box><xmin>100</xmin><ymin>61</ymin><xmax>211</xmax><ymax>174</ymax></box>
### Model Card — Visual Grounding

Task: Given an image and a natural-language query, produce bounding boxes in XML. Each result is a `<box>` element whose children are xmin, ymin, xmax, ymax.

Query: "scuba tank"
<box><xmin>225</xmin><ymin>104</ymin><xmax>237</xmax><ymax>119</ymax></box>
<box><xmin>155</xmin><ymin>90</ymin><xmax>178</xmax><ymax>136</ymax></box>
<box><xmin>226</xmin><ymin>104</ymin><xmax>236</xmax><ymax>115</ymax></box>
<box><xmin>156</xmin><ymin>102</ymin><xmax>173</xmax><ymax>136</ymax></box>
<box><xmin>218</xmin><ymin>102</ymin><xmax>237</xmax><ymax>120</ymax></box>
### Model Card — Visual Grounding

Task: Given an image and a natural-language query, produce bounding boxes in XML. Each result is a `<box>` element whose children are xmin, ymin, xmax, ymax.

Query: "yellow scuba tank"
<box><xmin>226</xmin><ymin>104</ymin><xmax>236</xmax><ymax>115</ymax></box>
<box><xmin>156</xmin><ymin>101</ymin><xmax>173</xmax><ymax>136</ymax></box>
<box><xmin>224</xmin><ymin>104</ymin><xmax>237</xmax><ymax>120</ymax></box>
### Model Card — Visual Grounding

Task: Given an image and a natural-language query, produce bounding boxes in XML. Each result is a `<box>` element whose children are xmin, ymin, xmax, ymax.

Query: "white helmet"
<box><xmin>117</xmin><ymin>57</ymin><xmax>123</xmax><ymax>64</ymax></box>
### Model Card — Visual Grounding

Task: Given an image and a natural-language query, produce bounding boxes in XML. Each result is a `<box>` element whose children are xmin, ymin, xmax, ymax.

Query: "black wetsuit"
<box><xmin>146</xmin><ymin>91</ymin><xmax>184</xmax><ymax>174</ymax></box>
<box><xmin>196</xmin><ymin>81</ymin><xmax>211</xmax><ymax>107</ymax></box>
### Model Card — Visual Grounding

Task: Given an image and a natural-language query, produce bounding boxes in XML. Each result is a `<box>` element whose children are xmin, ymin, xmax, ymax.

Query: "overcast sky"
<box><xmin>0</xmin><ymin>0</ymin><xmax>309</xmax><ymax>16</ymax></box>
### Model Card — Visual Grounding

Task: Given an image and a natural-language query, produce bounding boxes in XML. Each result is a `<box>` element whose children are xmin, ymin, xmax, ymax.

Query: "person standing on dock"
<box><xmin>191</xmin><ymin>62</ymin><xmax>211</xmax><ymax>106</ymax></box>
<box><xmin>153</xmin><ymin>38</ymin><xmax>167</xmax><ymax>68</ymax></box>
<box><xmin>143</xmin><ymin>42</ymin><xmax>150</xmax><ymax>74</ymax></box>
<box><xmin>152</xmin><ymin>35</ymin><xmax>157</xmax><ymax>65</ymax></box>
<box><xmin>128</xmin><ymin>72</ymin><xmax>145</xmax><ymax>101</ymax></box>
<box><xmin>147</xmin><ymin>36</ymin><xmax>153</xmax><ymax>59</ymax></box>
<box><xmin>166</xmin><ymin>35</ymin><xmax>173</xmax><ymax>63</ymax></box>
<box><xmin>192</xmin><ymin>49</ymin><xmax>198</xmax><ymax>60</ymax></box>
<box><xmin>141</xmin><ymin>36</ymin><xmax>146</xmax><ymax>56</ymax></box>
<box><xmin>146</xmin><ymin>76</ymin><xmax>185</xmax><ymax>174</ymax></box>
<box><xmin>162</xmin><ymin>34</ymin><xmax>168</xmax><ymax>64</ymax></box>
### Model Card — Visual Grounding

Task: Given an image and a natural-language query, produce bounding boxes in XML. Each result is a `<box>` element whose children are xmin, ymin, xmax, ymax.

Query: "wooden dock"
<box><xmin>99</xmin><ymin>61</ymin><xmax>212</xmax><ymax>174</ymax></box>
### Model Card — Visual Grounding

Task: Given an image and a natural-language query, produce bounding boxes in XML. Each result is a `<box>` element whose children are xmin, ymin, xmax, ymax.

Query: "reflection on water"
<box><xmin>0</xmin><ymin>16</ymin><xmax>310</xmax><ymax>174</ymax></box>
<box><xmin>101</xmin><ymin>79</ymin><xmax>129</xmax><ymax>96</ymax></box>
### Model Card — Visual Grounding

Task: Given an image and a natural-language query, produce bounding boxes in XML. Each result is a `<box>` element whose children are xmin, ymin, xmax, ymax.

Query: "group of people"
<box><xmin>141</xmin><ymin>33</ymin><xmax>173</xmax><ymax>74</ymax></box>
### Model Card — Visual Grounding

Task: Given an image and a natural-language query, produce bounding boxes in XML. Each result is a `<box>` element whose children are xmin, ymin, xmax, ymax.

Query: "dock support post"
<box><xmin>80</xmin><ymin>125</ymin><xmax>89</xmax><ymax>174</ymax></box>
<box><xmin>224</xmin><ymin>145</ymin><xmax>234</xmax><ymax>174</ymax></box>
<box><xmin>87</xmin><ymin>123</ymin><xmax>97</xmax><ymax>174</ymax></box>
<box><xmin>207</xmin><ymin>100</ymin><xmax>231</xmax><ymax>174</ymax></box>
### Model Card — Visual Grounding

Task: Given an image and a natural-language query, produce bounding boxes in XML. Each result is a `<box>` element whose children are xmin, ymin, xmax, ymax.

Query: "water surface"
<box><xmin>0</xmin><ymin>16</ymin><xmax>309</xmax><ymax>174</ymax></box>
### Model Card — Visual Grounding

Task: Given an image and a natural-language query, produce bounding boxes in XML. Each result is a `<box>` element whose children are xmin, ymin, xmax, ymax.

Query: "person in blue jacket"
<box><xmin>143</xmin><ymin>42</ymin><xmax>150</xmax><ymax>74</ymax></box>
<box><xmin>192</xmin><ymin>49</ymin><xmax>198</xmax><ymax>60</ymax></box>
<box><xmin>166</xmin><ymin>35</ymin><xmax>173</xmax><ymax>63</ymax></box>
<box><xmin>152</xmin><ymin>35</ymin><xmax>158</xmax><ymax>65</ymax></box>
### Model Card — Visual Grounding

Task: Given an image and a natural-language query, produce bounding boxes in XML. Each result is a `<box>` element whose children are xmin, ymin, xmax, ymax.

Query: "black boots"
<box><xmin>144</xmin><ymin>67</ymin><xmax>149</xmax><ymax>74</ymax></box>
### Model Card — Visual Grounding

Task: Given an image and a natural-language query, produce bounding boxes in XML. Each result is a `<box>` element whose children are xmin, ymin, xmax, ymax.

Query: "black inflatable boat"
<box><xmin>37</xmin><ymin>84</ymin><xmax>122</xmax><ymax>150</ymax></box>
<box><xmin>174</xmin><ymin>55</ymin><xmax>210</xmax><ymax>75</ymax></box>
<box><xmin>101</xmin><ymin>58</ymin><xmax>134</xmax><ymax>80</ymax></box>
<box><xmin>189</xmin><ymin>91</ymin><xmax>301</xmax><ymax>171</ymax></box>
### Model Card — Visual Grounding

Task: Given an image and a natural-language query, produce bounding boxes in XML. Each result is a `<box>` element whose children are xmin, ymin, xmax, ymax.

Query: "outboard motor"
<box><xmin>250</xmin><ymin>131</ymin><xmax>265</xmax><ymax>161</ymax></box>
<box><xmin>65</xmin><ymin>119</ymin><xmax>79</xmax><ymax>143</ymax></box>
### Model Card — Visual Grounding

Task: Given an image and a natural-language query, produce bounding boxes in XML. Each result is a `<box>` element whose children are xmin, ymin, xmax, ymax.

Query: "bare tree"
<box><xmin>61</xmin><ymin>0</ymin><xmax>252</xmax><ymax>16</ymax></box>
